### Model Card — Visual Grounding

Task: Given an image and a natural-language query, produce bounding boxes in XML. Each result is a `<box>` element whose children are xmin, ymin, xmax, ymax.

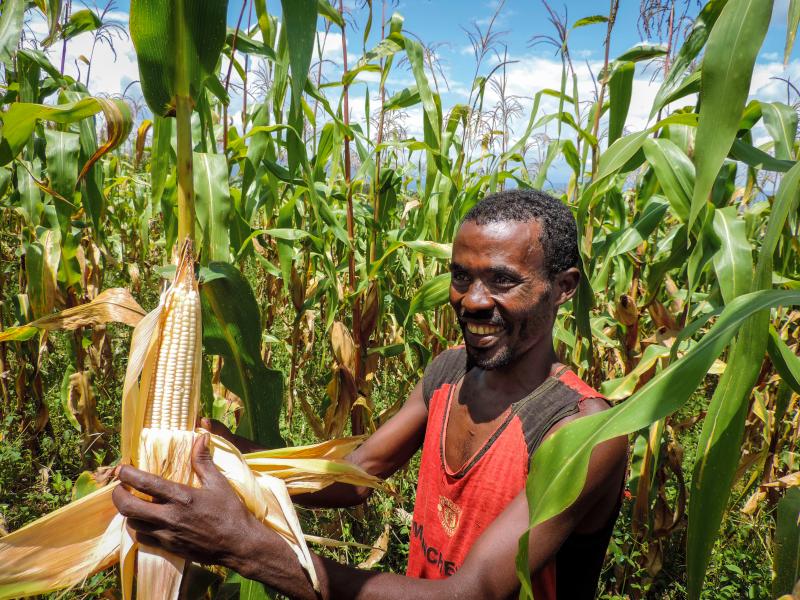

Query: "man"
<box><xmin>114</xmin><ymin>189</ymin><xmax>628</xmax><ymax>599</ymax></box>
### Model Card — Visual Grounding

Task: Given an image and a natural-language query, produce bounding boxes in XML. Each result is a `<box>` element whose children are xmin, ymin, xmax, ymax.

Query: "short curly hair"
<box><xmin>461</xmin><ymin>189</ymin><xmax>579</xmax><ymax>278</ymax></box>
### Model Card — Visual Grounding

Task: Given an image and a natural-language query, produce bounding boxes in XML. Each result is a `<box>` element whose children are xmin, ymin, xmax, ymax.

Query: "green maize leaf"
<box><xmin>786</xmin><ymin>0</ymin><xmax>800</xmax><ymax>64</ymax></box>
<box><xmin>43</xmin><ymin>130</ymin><xmax>80</xmax><ymax>217</ymax></box>
<box><xmin>41</xmin><ymin>0</ymin><xmax>62</xmax><ymax>46</ymax></box>
<box><xmin>71</xmin><ymin>470</ymin><xmax>107</xmax><ymax>501</ymax></box>
<box><xmin>360</xmin><ymin>36</ymin><xmax>404</xmax><ymax>67</ymax></box>
<box><xmin>615</xmin><ymin>42</ymin><xmax>667</xmax><ymax>62</ymax></box>
<box><xmin>369</xmin><ymin>240</ymin><xmax>450</xmax><ymax>277</ymax></box>
<box><xmin>514</xmin><ymin>288</ymin><xmax>800</xmax><ymax>599</ymax></box>
<box><xmin>533</xmin><ymin>140</ymin><xmax>563</xmax><ymax>188</ymax></box>
<box><xmin>572</xmin><ymin>15</ymin><xmax>608</xmax><ymax>28</ymax></box>
<box><xmin>200</xmin><ymin>262</ymin><xmax>284</xmax><ymax>449</ymax></box>
<box><xmin>711</xmin><ymin>206</ymin><xmax>752</xmax><ymax>303</ymax></box>
<box><xmin>226</xmin><ymin>29</ymin><xmax>277</xmax><ymax>61</ymax></box>
<box><xmin>730</xmin><ymin>138</ymin><xmax>796</xmax><ymax>172</ymax></box>
<box><xmin>642</xmin><ymin>137</ymin><xmax>694</xmax><ymax>221</ymax></box>
<box><xmin>0</xmin><ymin>167</ymin><xmax>10</xmax><ymax>197</ymax></box>
<box><xmin>281</xmin><ymin>0</ymin><xmax>317</xmax><ymax>110</ymax></box>
<box><xmin>384</xmin><ymin>86</ymin><xmax>420</xmax><ymax>110</ymax></box>
<box><xmin>404</xmin><ymin>37</ymin><xmax>441</xmax><ymax>152</ymax></box>
<box><xmin>597</xmin><ymin>130</ymin><xmax>649</xmax><ymax>180</ymax></box>
<box><xmin>607</xmin><ymin>61</ymin><xmax>634</xmax><ymax>145</ymax></box>
<box><xmin>603</xmin><ymin>196</ymin><xmax>669</xmax><ymax>261</ymax></box>
<box><xmin>317</xmin><ymin>0</ymin><xmax>344</xmax><ymax>27</ymax></box>
<box><xmin>0</xmin><ymin>99</ymin><xmax>103</xmax><ymax>166</ymax></box>
<box><xmin>651</xmin><ymin>0</ymin><xmax>729</xmax><ymax>119</ymax></box>
<box><xmin>657</xmin><ymin>69</ymin><xmax>702</xmax><ymax>109</ymax></box>
<box><xmin>768</xmin><ymin>327</ymin><xmax>800</xmax><ymax>396</ymax></box>
<box><xmin>406</xmin><ymin>273</ymin><xmax>450</xmax><ymax>326</ymax></box>
<box><xmin>194</xmin><ymin>152</ymin><xmax>233</xmax><ymax>263</ymax></box>
<box><xmin>16</xmin><ymin>160</ymin><xmax>43</xmax><ymax>227</ymax></box>
<box><xmin>761</xmin><ymin>102</ymin><xmax>798</xmax><ymax>161</ymax></box>
<box><xmin>61</xmin><ymin>9</ymin><xmax>101</xmax><ymax>41</ymax></box>
<box><xmin>150</xmin><ymin>116</ymin><xmax>173</xmax><ymax>206</ymax></box>
<box><xmin>25</xmin><ymin>239</ymin><xmax>58</xmax><ymax>319</ymax></box>
<box><xmin>689</xmin><ymin>0</ymin><xmax>773</xmax><ymax>232</ymax></box>
<box><xmin>687</xmin><ymin>160</ymin><xmax>800</xmax><ymax>599</ymax></box>
<box><xmin>0</xmin><ymin>0</ymin><xmax>24</xmax><ymax>64</ymax></box>
<box><xmin>773</xmin><ymin>488</ymin><xmax>800</xmax><ymax>596</ymax></box>
<box><xmin>17</xmin><ymin>49</ymin><xmax>64</xmax><ymax>82</ymax></box>
<box><xmin>0</xmin><ymin>324</ymin><xmax>39</xmax><ymax>343</ymax></box>
<box><xmin>220</xmin><ymin>572</ymin><xmax>278</xmax><ymax>600</ymax></box>
<box><xmin>599</xmin><ymin>344</ymin><xmax>670</xmax><ymax>401</ymax></box>
<box><xmin>130</xmin><ymin>0</ymin><xmax>228</xmax><ymax>116</ymax></box>
<box><xmin>687</xmin><ymin>206</ymin><xmax>720</xmax><ymax>296</ymax></box>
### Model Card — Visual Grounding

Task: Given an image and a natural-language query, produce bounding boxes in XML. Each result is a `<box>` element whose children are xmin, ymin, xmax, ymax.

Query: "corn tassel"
<box><xmin>0</xmin><ymin>239</ymin><xmax>390</xmax><ymax>600</ymax></box>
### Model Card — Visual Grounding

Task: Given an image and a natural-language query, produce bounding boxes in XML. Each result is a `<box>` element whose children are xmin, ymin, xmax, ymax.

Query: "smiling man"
<box><xmin>114</xmin><ymin>189</ymin><xmax>628</xmax><ymax>599</ymax></box>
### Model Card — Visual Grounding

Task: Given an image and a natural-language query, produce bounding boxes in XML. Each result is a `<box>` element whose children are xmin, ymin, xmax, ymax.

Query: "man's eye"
<box><xmin>493</xmin><ymin>275</ymin><xmax>515</xmax><ymax>286</ymax></box>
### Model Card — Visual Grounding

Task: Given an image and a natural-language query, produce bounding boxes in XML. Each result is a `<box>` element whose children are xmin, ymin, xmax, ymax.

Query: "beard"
<box><xmin>460</xmin><ymin>289</ymin><xmax>554</xmax><ymax>372</ymax></box>
<box><xmin>464</xmin><ymin>339</ymin><xmax>514</xmax><ymax>370</ymax></box>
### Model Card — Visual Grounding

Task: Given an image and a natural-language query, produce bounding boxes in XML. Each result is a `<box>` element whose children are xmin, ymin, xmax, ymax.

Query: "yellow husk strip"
<box><xmin>246</xmin><ymin>435</ymin><xmax>366</xmax><ymax>460</ymax></box>
<box><xmin>245</xmin><ymin>457</ymin><xmax>385</xmax><ymax>493</ymax></box>
<box><xmin>210</xmin><ymin>434</ymin><xmax>320</xmax><ymax>589</ymax></box>
<box><xmin>0</xmin><ymin>288</ymin><xmax>146</xmax><ymax>343</ymax></box>
<box><xmin>121</xmin><ymin>304</ymin><xmax>162</xmax><ymax>463</ymax></box>
<box><xmin>0</xmin><ymin>483</ymin><xmax>122</xmax><ymax>598</ymax></box>
<box><xmin>135</xmin><ymin>429</ymin><xmax>198</xmax><ymax>600</ymax></box>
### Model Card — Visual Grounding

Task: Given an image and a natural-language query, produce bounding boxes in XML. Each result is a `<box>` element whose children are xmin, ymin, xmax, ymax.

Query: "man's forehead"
<box><xmin>453</xmin><ymin>219</ymin><xmax>545</xmax><ymax>265</ymax></box>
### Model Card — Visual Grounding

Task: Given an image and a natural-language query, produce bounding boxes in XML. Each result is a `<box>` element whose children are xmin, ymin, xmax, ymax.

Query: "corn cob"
<box><xmin>143</xmin><ymin>258</ymin><xmax>200</xmax><ymax>431</ymax></box>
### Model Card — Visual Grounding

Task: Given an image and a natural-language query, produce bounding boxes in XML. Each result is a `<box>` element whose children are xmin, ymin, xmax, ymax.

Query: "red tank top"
<box><xmin>406</xmin><ymin>350</ymin><xmax>603</xmax><ymax>599</ymax></box>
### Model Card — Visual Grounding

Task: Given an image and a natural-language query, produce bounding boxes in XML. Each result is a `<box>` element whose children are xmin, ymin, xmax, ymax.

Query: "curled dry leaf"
<box><xmin>330</xmin><ymin>321</ymin><xmax>357</xmax><ymax>372</ymax></box>
<box><xmin>358</xmin><ymin>524</ymin><xmax>392</xmax><ymax>569</ymax></box>
<box><xmin>763</xmin><ymin>471</ymin><xmax>800</xmax><ymax>489</ymax></box>
<box><xmin>77</xmin><ymin>98</ymin><xmax>133</xmax><ymax>184</ymax></box>
<box><xmin>359</xmin><ymin>282</ymin><xmax>380</xmax><ymax>345</ymax></box>
<box><xmin>0</xmin><ymin>288</ymin><xmax>146</xmax><ymax>343</ymax></box>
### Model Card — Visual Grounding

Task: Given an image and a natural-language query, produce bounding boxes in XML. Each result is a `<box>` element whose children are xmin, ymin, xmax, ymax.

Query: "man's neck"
<box><xmin>461</xmin><ymin>339</ymin><xmax>560</xmax><ymax>421</ymax></box>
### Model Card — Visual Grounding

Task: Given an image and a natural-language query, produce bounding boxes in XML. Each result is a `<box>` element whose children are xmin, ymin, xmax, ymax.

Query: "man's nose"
<box><xmin>462</xmin><ymin>279</ymin><xmax>494</xmax><ymax>313</ymax></box>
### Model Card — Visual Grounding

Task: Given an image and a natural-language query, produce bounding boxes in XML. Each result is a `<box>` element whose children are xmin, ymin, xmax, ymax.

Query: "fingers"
<box><xmin>125</xmin><ymin>519</ymin><xmax>170</xmax><ymax>552</ymax></box>
<box><xmin>113</xmin><ymin>483</ymin><xmax>171</xmax><ymax>524</ymax></box>
<box><xmin>116</xmin><ymin>465</ymin><xmax>193</xmax><ymax>505</ymax></box>
<box><xmin>197</xmin><ymin>417</ymin><xmax>230</xmax><ymax>437</ymax></box>
<box><xmin>191</xmin><ymin>433</ymin><xmax>227</xmax><ymax>488</ymax></box>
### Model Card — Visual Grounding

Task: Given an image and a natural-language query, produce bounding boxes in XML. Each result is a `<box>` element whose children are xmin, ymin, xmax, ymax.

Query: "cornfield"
<box><xmin>0</xmin><ymin>0</ymin><xmax>799</xmax><ymax>598</ymax></box>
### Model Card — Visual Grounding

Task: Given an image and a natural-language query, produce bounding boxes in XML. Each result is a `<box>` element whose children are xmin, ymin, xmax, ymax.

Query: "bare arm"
<box><xmin>201</xmin><ymin>381</ymin><xmax>428</xmax><ymax>508</ymax></box>
<box><xmin>293</xmin><ymin>381</ymin><xmax>428</xmax><ymax>507</ymax></box>
<box><xmin>114</xmin><ymin>413</ymin><xmax>627</xmax><ymax>600</ymax></box>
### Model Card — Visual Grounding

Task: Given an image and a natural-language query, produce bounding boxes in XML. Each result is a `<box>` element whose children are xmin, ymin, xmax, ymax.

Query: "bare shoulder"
<box><xmin>542</xmin><ymin>391</ymin><xmax>628</xmax><ymax>530</ymax></box>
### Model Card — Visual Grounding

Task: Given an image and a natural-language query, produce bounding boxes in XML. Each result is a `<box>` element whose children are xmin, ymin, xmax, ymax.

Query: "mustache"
<box><xmin>458</xmin><ymin>310</ymin><xmax>505</xmax><ymax>328</ymax></box>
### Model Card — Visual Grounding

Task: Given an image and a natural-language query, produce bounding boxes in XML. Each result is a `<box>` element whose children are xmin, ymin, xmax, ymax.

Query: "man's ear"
<box><xmin>553</xmin><ymin>267</ymin><xmax>580</xmax><ymax>306</ymax></box>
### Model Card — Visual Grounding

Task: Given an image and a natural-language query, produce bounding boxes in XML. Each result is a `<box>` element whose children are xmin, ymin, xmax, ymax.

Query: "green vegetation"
<box><xmin>0</xmin><ymin>0</ymin><xmax>799</xmax><ymax>597</ymax></box>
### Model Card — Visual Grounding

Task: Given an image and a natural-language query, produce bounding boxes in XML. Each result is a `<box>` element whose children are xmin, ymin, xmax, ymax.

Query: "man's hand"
<box><xmin>197</xmin><ymin>417</ymin><xmax>266</xmax><ymax>454</ymax></box>
<box><xmin>112</xmin><ymin>433</ymin><xmax>264</xmax><ymax>572</ymax></box>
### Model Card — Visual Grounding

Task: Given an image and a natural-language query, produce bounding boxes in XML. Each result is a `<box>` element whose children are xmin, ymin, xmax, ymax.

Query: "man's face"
<box><xmin>449</xmin><ymin>219</ymin><xmax>559</xmax><ymax>370</ymax></box>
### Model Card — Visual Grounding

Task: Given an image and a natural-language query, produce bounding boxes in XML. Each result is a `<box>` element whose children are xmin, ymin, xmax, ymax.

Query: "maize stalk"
<box><xmin>0</xmin><ymin>239</ymin><xmax>384</xmax><ymax>600</ymax></box>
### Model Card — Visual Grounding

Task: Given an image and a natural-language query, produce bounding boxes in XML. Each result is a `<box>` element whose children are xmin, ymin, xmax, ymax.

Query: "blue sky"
<box><xmin>27</xmin><ymin>0</ymin><xmax>800</xmax><ymax>170</ymax></box>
